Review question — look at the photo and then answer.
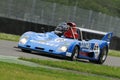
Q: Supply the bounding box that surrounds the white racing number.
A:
[93,44,100,59]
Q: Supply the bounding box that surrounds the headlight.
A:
[58,46,68,52]
[19,36,29,44]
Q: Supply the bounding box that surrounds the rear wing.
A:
[102,32,113,42]
[76,27,113,42]
[78,27,106,35]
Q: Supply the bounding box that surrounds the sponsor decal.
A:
[80,41,91,49]
[55,38,66,42]
[66,52,72,57]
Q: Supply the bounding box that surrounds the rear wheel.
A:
[98,47,108,64]
[70,46,79,61]
[89,47,108,64]
[21,49,31,53]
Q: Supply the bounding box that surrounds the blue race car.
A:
[18,23,113,64]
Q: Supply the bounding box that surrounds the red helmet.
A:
[67,22,76,27]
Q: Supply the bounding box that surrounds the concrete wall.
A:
[0,17,54,35]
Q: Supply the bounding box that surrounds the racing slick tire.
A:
[70,46,79,61]
[89,46,108,64]
[21,49,31,53]
[98,47,108,64]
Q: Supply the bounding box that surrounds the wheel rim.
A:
[102,48,107,61]
[73,47,79,60]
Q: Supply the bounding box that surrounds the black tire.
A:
[89,47,108,64]
[21,49,31,53]
[98,47,108,64]
[70,46,79,61]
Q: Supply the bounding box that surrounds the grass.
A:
[0,32,120,79]
[109,50,120,57]
[0,32,120,57]
[0,33,19,42]
[20,57,120,79]
[0,61,111,80]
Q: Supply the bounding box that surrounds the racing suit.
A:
[64,22,79,39]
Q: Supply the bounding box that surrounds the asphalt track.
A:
[0,40,120,67]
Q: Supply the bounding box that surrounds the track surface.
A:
[0,40,120,67]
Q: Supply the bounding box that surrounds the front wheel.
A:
[70,46,79,61]
[21,49,31,53]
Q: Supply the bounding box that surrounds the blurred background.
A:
[0,0,120,50]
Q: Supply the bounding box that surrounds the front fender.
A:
[67,41,80,53]
[20,31,35,38]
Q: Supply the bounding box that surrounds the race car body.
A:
[18,27,113,64]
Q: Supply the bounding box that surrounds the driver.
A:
[64,22,78,39]
[55,22,78,39]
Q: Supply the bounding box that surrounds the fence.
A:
[0,0,120,37]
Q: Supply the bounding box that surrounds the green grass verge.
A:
[20,57,120,79]
[0,33,19,41]
[109,50,120,57]
[0,61,111,80]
